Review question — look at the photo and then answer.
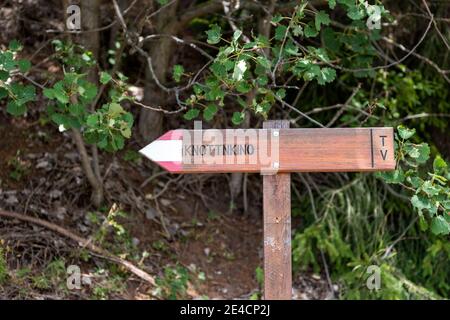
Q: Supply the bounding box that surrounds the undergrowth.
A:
[292,174,449,299]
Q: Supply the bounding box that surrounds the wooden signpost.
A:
[140,122,395,300]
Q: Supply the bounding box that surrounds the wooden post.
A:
[263,120,292,300]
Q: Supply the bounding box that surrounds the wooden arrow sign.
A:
[140,123,396,300]
[139,127,395,173]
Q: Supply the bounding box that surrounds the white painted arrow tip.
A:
[139,139,183,162]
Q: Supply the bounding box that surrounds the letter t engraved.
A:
[379,135,387,146]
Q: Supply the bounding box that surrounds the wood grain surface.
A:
[263,120,292,300]
[165,127,396,173]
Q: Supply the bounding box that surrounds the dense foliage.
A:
[1,0,449,299]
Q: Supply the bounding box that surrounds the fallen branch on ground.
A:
[0,209,156,286]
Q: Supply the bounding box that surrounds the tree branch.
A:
[0,209,156,286]
[72,128,103,207]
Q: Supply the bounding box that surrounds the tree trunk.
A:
[139,1,179,142]
[81,0,100,83]
[78,0,104,207]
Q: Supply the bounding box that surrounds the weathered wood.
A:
[140,127,395,173]
[139,124,397,300]
[263,120,291,300]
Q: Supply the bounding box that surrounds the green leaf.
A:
[123,112,134,126]
[316,67,336,85]
[68,103,84,116]
[18,60,31,73]
[232,30,242,42]
[418,214,428,231]
[315,11,331,31]
[184,108,200,120]
[347,5,365,20]
[304,64,321,82]
[81,52,94,63]
[421,180,441,197]
[236,81,252,93]
[205,85,224,101]
[411,194,432,212]
[231,111,245,125]
[43,88,55,99]
[405,144,418,158]
[397,125,415,140]
[416,143,430,164]
[6,101,26,116]
[48,83,69,104]
[323,28,340,52]
[9,83,33,105]
[51,113,69,126]
[112,134,125,150]
[257,76,268,86]
[206,24,222,44]
[98,136,108,149]
[172,65,184,83]
[0,70,9,81]
[203,104,218,121]
[100,72,112,84]
[2,52,15,71]
[433,156,447,174]
[275,25,288,41]
[86,114,99,127]
[312,47,331,62]
[304,23,319,38]
[109,103,124,115]
[0,88,8,99]
[232,60,247,81]
[54,90,69,104]
[256,56,271,70]
[8,40,22,51]
[271,14,283,23]
[276,88,286,99]
[430,216,450,235]
[63,72,79,85]
[210,62,227,78]
[284,40,299,56]
[379,168,404,184]
[328,0,336,9]
[292,25,303,37]
[121,127,132,138]
[78,81,97,100]
[408,176,423,188]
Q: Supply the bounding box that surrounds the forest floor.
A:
[0,114,332,300]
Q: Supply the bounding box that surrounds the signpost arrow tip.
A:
[139,130,183,172]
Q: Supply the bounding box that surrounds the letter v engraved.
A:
[380,149,388,160]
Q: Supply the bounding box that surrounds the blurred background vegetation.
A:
[0,0,449,300]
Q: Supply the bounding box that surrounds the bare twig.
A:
[274,95,325,127]
[222,1,251,44]
[326,84,361,127]
[421,0,450,51]
[142,34,213,60]
[132,99,186,114]
[0,209,156,286]
[399,112,450,122]
[381,36,450,84]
